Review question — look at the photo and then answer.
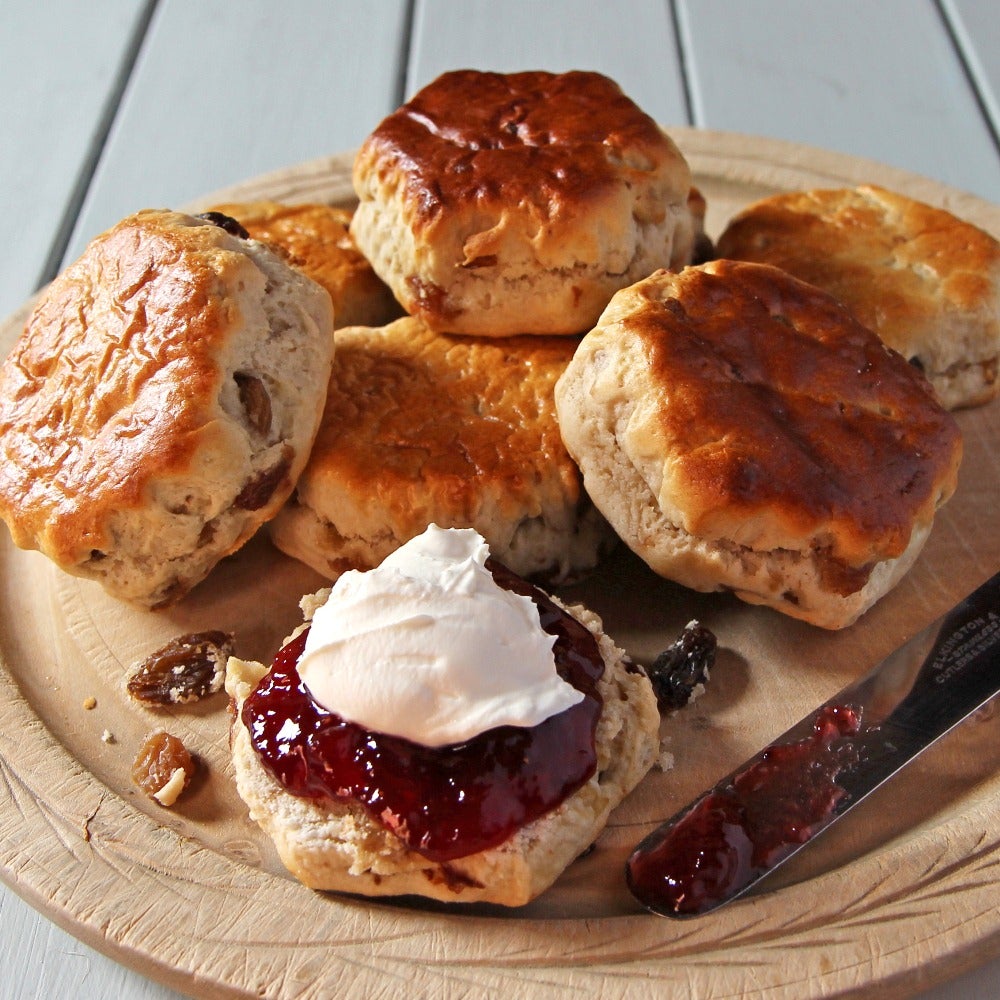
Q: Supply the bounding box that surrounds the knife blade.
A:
[626,569,1000,918]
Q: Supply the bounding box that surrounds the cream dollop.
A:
[298,525,583,747]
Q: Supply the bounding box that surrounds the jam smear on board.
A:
[242,559,604,862]
[627,704,862,916]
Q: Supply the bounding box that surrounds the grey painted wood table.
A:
[2,2,999,997]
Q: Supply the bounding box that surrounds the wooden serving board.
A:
[1,130,999,999]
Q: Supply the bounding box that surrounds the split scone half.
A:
[226,588,660,906]
[268,316,614,584]
[715,184,1000,409]
[0,209,334,607]
[554,261,963,629]
[350,69,697,336]
[209,200,402,329]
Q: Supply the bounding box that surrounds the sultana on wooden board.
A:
[1,130,999,999]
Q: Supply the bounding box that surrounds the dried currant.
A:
[131,730,196,807]
[647,620,717,711]
[234,451,291,510]
[126,630,234,706]
[234,371,272,436]
[195,210,250,239]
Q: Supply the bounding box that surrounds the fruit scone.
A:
[350,69,698,336]
[715,185,1000,409]
[226,525,661,906]
[207,200,403,329]
[555,260,963,630]
[0,209,334,607]
[268,315,615,584]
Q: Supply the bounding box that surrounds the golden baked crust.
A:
[210,200,402,328]
[0,209,334,607]
[350,69,695,336]
[554,261,963,628]
[715,185,1000,409]
[269,316,612,582]
[225,596,660,907]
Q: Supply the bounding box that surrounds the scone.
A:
[554,261,963,629]
[0,209,334,607]
[715,185,1000,409]
[209,200,402,329]
[226,536,660,907]
[350,69,696,336]
[268,315,614,583]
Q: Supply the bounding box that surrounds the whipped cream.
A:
[298,525,583,747]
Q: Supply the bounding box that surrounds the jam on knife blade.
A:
[626,570,1000,917]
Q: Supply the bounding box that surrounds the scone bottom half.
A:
[554,260,963,630]
[0,209,335,608]
[226,543,661,908]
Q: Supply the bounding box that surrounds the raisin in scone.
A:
[268,315,614,584]
[350,69,696,336]
[226,527,660,906]
[209,200,402,329]
[0,209,334,607]
[554,261,963,629]
[715,185,1000,409]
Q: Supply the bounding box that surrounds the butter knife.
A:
[626,570,1000,917]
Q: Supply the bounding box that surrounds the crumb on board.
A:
[82,696,97,710]
[656,737,676,772]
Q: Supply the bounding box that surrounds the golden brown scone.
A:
[555,261,963,629]
[715,185,1000,409]
[350,69,695,336]
[269,316,614,583]
[0,209,334,608]
[210,200,402,329]
[226,593,660,906]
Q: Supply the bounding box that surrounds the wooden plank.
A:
[406,0,689,124]
[0,0,148,319]
[944,0,1000,142]
[0,897,178,999]
[63,0,410,266]
[676,0,1000,202]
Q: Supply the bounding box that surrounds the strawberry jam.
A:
[242,560,604,862]
[626,704,862,916]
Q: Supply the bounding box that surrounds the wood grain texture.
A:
[406,0,689,124]
[0,0,148,320]
[676,0,1000,202]
[61,0,410,267]
[1,133,1000,999]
